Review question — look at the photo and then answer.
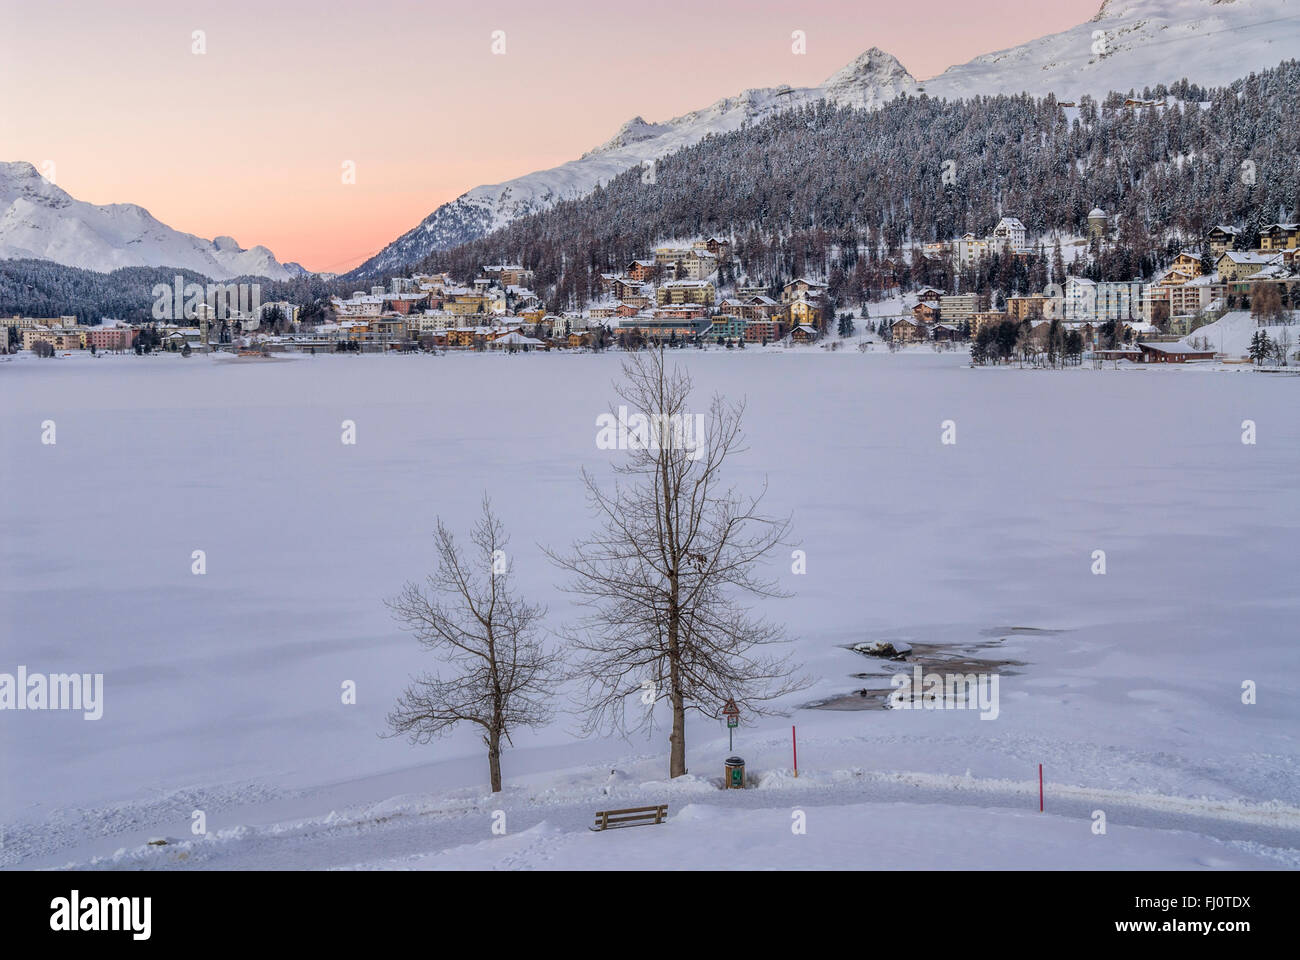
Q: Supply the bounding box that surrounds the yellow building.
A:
[23,326,86,351]
[1259,223,1300,252]
[445,327,481,348]
[1005,294,1058,322]
[787,299,822,327]
[655,280,715,306]
[1171,252,1205,277]
[1216,251,1280,282]
[445,296,489,315]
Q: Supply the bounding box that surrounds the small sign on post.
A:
[722,698,740,751]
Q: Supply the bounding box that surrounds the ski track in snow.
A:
[31,763,1300,871]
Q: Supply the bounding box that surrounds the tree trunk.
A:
[669,679,686,778]
[668,612,686,777]
[667,554,687,777]
[487,728,503,792]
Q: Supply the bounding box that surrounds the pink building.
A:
[85,324,137,351]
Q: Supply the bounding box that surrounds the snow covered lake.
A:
[1,349,1297,869]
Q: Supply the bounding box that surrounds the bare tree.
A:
[385,497,557,792]
[1272,325,1293,367]
[1251,283,1284,326]
[549,348,807,779]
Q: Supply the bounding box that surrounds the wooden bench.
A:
[590,804,669,831]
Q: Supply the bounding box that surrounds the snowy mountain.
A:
[920,0,1300,101]
[349,49,915,277]
[352,0,1299,278]
[0,161,302,281]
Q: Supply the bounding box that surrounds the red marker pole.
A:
[792,725,798,778]
[1039,764,1044,812]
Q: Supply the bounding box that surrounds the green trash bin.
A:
[725,756,745,789]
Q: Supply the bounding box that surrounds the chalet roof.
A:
[1138,341,1214,355]
[1220,251,1281,265]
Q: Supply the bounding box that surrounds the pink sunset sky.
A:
[1,0,1101,272]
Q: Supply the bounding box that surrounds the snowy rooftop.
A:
[1221,251,1282,265]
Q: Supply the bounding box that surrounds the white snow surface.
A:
[1,348,1298,869]
[1180,310,1298,358]
[921,0,1300,101]
[0,161,302,280]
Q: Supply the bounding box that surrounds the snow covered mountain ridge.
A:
[351,0,1299,279]
[0,161,304,281]
[920,0,1298,101]
[350,48,917,277]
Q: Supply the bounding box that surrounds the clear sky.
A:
[1,0,1102,272]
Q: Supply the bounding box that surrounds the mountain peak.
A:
[0,160,68,203]
[584,116,670,158]
[822,47,912,87]
[821,47,917,109]
[1,160,40,180]
[0,162,299,280]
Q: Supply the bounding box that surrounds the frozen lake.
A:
[1,349,1297,867]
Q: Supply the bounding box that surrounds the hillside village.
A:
[4,218,1299,366]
